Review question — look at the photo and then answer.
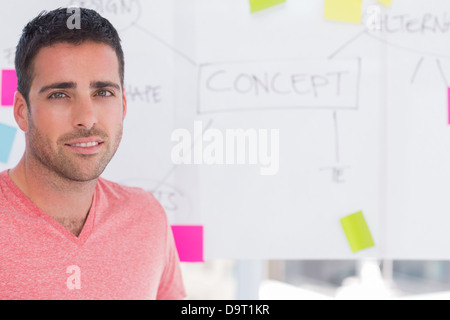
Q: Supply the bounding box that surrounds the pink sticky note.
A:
[1,69,17,106]
[171,225,204,262]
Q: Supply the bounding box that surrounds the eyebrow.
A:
[39,81,76,94]
[90,81,121,91]
[38,81,121,94]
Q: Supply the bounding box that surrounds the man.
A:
[0,7,186,300]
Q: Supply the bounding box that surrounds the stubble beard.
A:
[27,118,123,183]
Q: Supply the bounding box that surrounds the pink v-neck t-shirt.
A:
[0,170,186,300]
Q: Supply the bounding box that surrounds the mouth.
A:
[64,138,105,155]
[69,141,101,147]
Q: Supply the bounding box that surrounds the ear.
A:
[122,88,127,120]
[13,91,29,132]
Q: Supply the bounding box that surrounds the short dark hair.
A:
[15,7,125,106]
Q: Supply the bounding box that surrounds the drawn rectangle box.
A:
[197,58,361,114]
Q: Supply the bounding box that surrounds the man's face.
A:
[25,41,127,182]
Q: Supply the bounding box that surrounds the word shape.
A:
[70,0,140,15]
[125,84,162,104]
[198,58,360,113]
[375,13,450,34]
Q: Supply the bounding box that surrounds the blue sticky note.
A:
[0,123,17,163]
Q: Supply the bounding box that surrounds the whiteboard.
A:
[0,0,449,259]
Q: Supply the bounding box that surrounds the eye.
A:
[48,92,68,99]
[96,90,114,97]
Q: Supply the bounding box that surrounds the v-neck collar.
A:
[3,169,97,246]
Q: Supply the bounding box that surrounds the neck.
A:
[9,153,97,227]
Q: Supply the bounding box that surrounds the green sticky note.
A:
[249,0,286,13]
[378,0,392,6]
[340,211,375,253]
[324,0,363,24]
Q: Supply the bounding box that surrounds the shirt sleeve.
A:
[156,221,187,300]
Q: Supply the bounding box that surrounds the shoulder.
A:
[96,177,166,217]
[0,170,19,214]
[97,176,151,199]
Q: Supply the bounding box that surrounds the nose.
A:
[73,95,98,130]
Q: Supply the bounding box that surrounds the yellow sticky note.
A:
[249,0,286,13]
[324,0,363,24]
[340,211,375,253]
[378,0,392,6]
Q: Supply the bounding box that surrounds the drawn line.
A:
[197,105,358,115]
[436,58,449,87]
[365,32,450,58]
[133,23,197,67]
[153,119,213,192]
[328,29,368,60]
[410,57,424,84]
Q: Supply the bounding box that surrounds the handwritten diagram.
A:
[1,0,450,259]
